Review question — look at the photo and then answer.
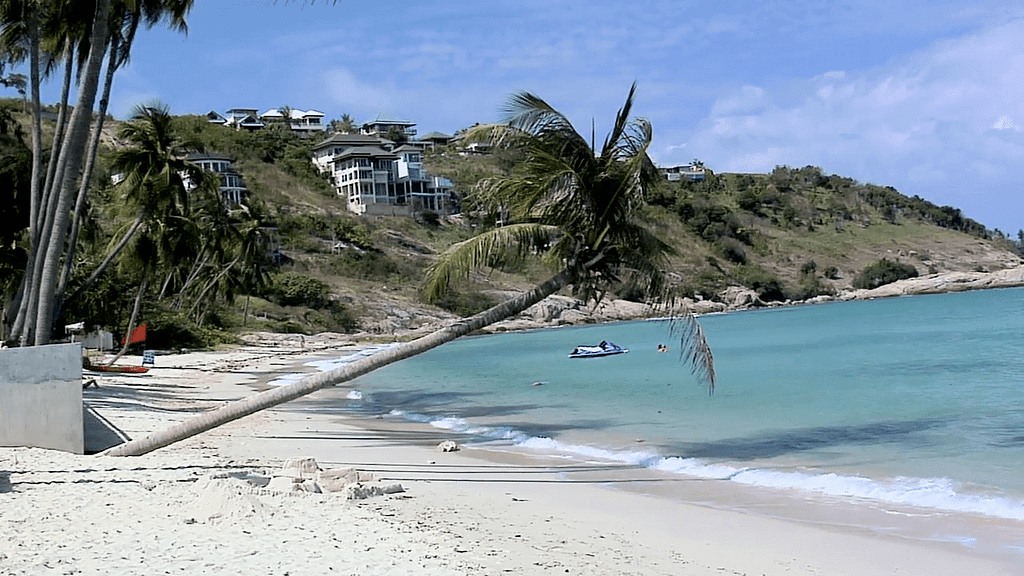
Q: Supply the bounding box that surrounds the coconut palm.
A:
[62,103,205,312]
[58,0,195,305]
[2,0,194,345]
[104,84,715,457]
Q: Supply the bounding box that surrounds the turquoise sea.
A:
[275,287,1024,558]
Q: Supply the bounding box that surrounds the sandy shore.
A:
[2,339,1019,575]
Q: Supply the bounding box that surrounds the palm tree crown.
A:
[426,83,713,389]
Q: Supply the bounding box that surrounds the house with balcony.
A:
[331,145,400,215]
[185,153,249,207]
[660,162,706,182]
[224,108,265,131]
[360,114,417,140]
[259,108,326,136]
[311,134,458,217]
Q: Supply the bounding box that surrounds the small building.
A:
[259,108,326,136]
[660,162,706,182]
[360,114,417,140]
[225,108,265,131]
[185,153,249,207]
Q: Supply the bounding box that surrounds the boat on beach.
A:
[568,340,628,358]
[82,356,149,374]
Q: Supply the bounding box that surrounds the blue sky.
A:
[9,1,1024,233]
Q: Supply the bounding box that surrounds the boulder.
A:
[720,286,765,309]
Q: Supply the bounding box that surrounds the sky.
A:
[8,0,1024,234]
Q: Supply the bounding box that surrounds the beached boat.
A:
[568,340,628,358]
[82,356,149,374]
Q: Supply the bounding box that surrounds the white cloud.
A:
[992,115,1020,131]
[666,19,1024,231]
[321,68,398,118]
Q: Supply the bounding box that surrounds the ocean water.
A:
[276,287,1024,553]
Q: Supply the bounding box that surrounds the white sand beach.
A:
[1,337,1018,575]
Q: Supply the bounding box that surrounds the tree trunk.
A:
[42,41,74,214]
[103,269,573,457]
[58,35,122,308]
[32,0,113,345]
[9,10,44,346]
[186,256,240,320]
[61,209,148,319]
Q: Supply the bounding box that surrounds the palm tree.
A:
[103,84,715,457]
[62,103,204,312]
[58,0,195,306]
[329,113,355,134]
[2,0,194,345]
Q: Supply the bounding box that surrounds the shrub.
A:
[431,288,498,317]
[332,219,374,250]
[730,264,787,302]
[271,272,330,308]
[717,237,748,264]
[146,310,235,349]
[852,259,918,290]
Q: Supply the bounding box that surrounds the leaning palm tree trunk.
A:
[62,209,148,313]
[103,270,573,457]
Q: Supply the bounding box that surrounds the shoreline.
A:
[3,342,1018,574]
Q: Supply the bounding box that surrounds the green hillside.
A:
[2,102,1021,346]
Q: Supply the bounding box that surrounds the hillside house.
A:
[224,108,265,131]
[661,162,706,182]
[184,153,249,207]
[205,110,227,125]
[259,108,326,136]
[416,131,453,149]
[360,114,417,140]
[311,133,457,216]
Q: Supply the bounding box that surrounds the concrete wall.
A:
[0,343,83,454]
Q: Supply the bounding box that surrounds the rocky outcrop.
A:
[314,265,1024,344]
[839,265,1024,300]
[472,265,1024,334]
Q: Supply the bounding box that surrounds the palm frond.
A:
[600,81,638,160]
[667,314,716,395]
[423,223,560,303]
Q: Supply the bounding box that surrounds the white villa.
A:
[184,153,249,207]
[312,133,456,217]
[661,162,707,182]
[206,107,325,136]
[360,114,417,140]
[259,108,326,136]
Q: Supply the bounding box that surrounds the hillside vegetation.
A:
[3,101,1021,346]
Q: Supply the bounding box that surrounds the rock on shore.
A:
[473,264,1024,333]
[837,264,1024,300]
